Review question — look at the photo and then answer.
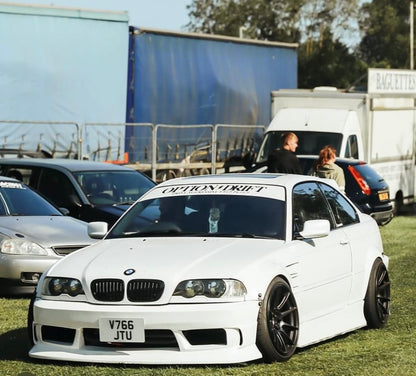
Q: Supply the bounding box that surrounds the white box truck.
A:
[253,68,416,210]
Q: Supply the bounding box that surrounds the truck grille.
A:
[91,279,164,302]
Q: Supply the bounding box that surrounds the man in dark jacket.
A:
[267,132,302,174]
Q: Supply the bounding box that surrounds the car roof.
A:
[155,172,325,189]
[0,175,21,183]
[297,155,363,166]
[0,158,138,172]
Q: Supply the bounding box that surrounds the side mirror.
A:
[242,151,256,170]
[58,207,70,216]
[88,221,108,239]
[299,219,330,239]
[68,194,82,208]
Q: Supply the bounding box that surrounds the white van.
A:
[254,69,416,210]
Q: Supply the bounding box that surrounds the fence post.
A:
[152,124,158,181]
[212,125,217,174]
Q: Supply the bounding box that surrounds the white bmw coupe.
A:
[28,173,390,365]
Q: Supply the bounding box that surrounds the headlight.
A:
[42,277,84,297]
[173,279,247,298]
[1,239,48,255]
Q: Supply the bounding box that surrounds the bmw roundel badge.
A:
[124,268,136,276]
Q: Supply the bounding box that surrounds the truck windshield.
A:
[256,131,343,163]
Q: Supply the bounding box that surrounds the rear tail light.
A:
[348,165,371,195]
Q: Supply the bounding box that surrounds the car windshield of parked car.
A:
[0,181,62,216]
[74,171,154,206]
[107,194,286,240]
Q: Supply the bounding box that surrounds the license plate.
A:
[99,318,145,342]
[378,192,389,201]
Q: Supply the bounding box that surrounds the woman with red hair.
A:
[312,145,345,192]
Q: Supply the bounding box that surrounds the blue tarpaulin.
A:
[126,28,298,162]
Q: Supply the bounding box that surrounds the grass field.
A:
[1,216,415,376]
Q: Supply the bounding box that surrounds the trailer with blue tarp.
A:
[125,27,298,166]
[0,2,298,176]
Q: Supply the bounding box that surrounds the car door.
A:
[318,181,366,303]
[291,181,353,322]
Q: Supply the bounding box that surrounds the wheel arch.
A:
[360,254,389,300]
[251,269,294,303]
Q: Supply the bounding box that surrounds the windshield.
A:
[107,194,286,240]
[74,171,155,206]
[256,131,343,163]
[0,181,61,216]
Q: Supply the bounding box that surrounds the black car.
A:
[247,157,393,225]
[297,156,393,226]
[0,159,156,226]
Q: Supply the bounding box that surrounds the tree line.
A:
[185,0,413,89]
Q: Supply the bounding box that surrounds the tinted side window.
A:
[292,182,334,236]
[319,183,358,226]
[37,168,78,208]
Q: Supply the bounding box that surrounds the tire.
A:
[393,192,403,216]
[256,277,299,362]
[27,292,36,346]
[364,258,390,329]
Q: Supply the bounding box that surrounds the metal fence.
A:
[0,120,80,158]
[1,120,265,181]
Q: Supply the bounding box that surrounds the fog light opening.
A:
[21,272,41,283]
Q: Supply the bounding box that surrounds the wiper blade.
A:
[113,201,135,206]
[213,233,277,239]
[121,230,183,237]
[225,233,258,238]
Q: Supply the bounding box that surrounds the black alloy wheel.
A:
[364,258,391,328]
[256,277,299,362]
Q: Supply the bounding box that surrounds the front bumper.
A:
[0,254,59,291]
[29,298,262,365]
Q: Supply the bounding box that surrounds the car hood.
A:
[0,216,92,246]
[47,237,288,300]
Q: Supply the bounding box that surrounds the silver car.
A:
[0,176,93,295]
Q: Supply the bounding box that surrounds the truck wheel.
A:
[256,277,299,362]
[364,258,390,328]
[393,192,403,215]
